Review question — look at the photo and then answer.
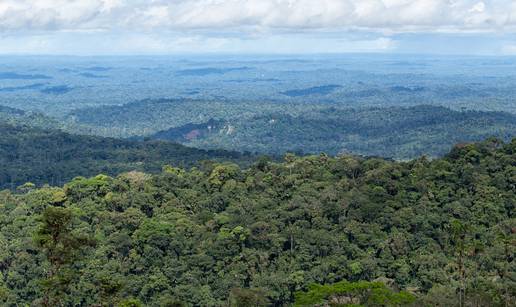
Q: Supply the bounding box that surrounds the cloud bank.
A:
[0,0,515,33]
[0,0,514,55]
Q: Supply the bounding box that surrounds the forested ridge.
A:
[0,138,514,306]
[0,123,253,190]
[3,101,516,161]
[150,105,516,159]
[68,100,516,159]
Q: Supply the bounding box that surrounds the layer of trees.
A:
[69,99,516,159]
[163,106,516,159]
[0,123,253,190]
[4,100,516,161]
[0,138,514,306]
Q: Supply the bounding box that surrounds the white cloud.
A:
[0,0,515,33]
[0,31,397,55]
[469,2,485,13]
[0,0,514,55]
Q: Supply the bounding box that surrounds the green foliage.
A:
[0,123,254,190]
[229,288,269,307]
[209,163,241,186]
[34,206,94,306]
[118,298,144,307]
[294,280,415,306]
[25,96,514,160]
[140,105,516,160]
[0,138,514,306]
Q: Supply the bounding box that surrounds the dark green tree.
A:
[34,206,93,306]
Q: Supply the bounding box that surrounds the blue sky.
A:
[0,0,515,55]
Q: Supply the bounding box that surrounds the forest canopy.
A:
[0,123,253,190]
[0,138,514,306]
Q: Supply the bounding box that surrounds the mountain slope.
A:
[0,123,252,190]
[150,105,516,159]
[66,99,516,160]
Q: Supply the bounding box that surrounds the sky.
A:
[0,0,515,55]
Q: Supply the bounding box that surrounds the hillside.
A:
[0,123,253,190]
[150,105,516,159]
[0,138,514,306]
[65,100,516,159]
[0,105,62,130]
[65,98,311,137]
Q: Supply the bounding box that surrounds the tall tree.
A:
[34,206,92,306]
[450,220,471,307]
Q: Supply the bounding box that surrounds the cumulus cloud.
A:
[1,0,514,55]
[0,0,514,33]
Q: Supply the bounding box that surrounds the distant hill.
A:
[280,84,343,97]
[150,118,224,143]
[0,105,62,129]
[149,105,516,159]
[0,122,253,190]
[0,105,25,116]
[65,100,516,159]
[65,98,289,137]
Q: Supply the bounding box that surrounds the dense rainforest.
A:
[3,100,516,161]
[149,105,516,159]
[68,100,516,159]
[0,138,514,306]
[0,123,253,190]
